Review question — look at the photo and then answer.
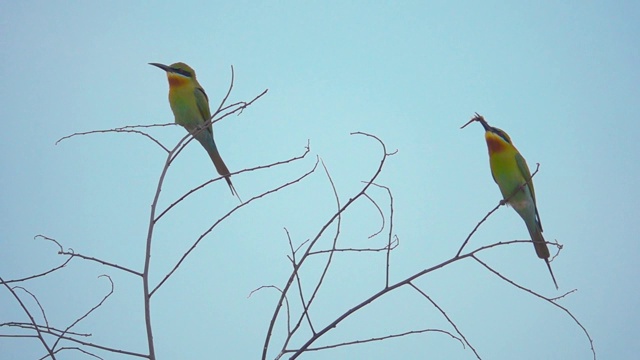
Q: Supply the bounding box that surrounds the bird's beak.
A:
[477,117,491,131]
[460,112,491,131]
[460,118,476,129]
[149,63,173,72]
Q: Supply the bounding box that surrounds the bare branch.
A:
[307,237,399,255]
[472,256,596,360]
[456,164,541,256]
[151,158,319,297]
[3,322,146,357]
[213,65,235,116]
[290,159,342,338]
[369,182,396,288]
[1,322,90,337]
[55,123,174,152]
[248,285,292,339]
[285,228,315,339]
[52,275,114,352]
[43,347,104,360]
[155,141,311,222]
[263,132,395,360]
[38,331,147,358]
[285,328,464,353]
[409,282,480,359]
[57,250,142,277]
[1,236,72,285]
[12,287,50,330]
[287,238,569,358]
[362,192,385,239]
[0,276,56,359]
[213,89,268,124]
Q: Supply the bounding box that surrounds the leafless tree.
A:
[0,69,595,359]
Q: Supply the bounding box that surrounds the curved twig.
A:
[52,275,114,352]
[0,276,56,359]
[283,328,463,354]
[456,164,541,256]
[55,124,175,152]
[1,236,72,285]
[473,256,596,359]
[263,132,395,360]
[409,282,480,359]
[155,142,311,222]
[150,159,319,297]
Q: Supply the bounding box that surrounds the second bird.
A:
[462,113,558,289]
[150,62,237,197]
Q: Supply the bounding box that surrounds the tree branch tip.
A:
[35,235,64,252]
[550,288,578,301]
[97,274,114,284]
[247,285,283,299]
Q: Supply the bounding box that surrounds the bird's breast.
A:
[167,73,190,87]
[168,88,203,129]
[485,134,507,155]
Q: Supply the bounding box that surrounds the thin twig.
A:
[287,239,558,359]
[249,284,293,343]
[472,256,596,359]
[263,132,395,360]
[307,238,399,255]
[284,328,463,353]
[0,322,89,337]
[3,323,145,357]
[155,142,310,222]
[151,159,319,297]
[0,276,56,359]
[58,251,142,277]
[288,159,342,342]
[362,192,385,239]
[456,164,540,257]
[409,282,480,359]
[44,347,104,360]
[34,331,147,358]
[213,65,235,116]
[1,236,72,285]
[56,124,174,152]
[369,182,396,288]
[52,275,114,352]
[12,287,50,330]
[286,228,315,340]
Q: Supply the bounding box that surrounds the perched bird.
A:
[461,113,558,289]
[149,62,238,197]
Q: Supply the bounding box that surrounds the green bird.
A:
[150,62,238,197]
[462,113,558,289]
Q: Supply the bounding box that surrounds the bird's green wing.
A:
[515,152,542,229]
[194,86,213,133]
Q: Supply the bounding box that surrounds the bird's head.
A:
[149,62,197,87]
[461,113,513,154]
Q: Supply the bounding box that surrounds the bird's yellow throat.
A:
[167,73,189,88]
[484,132,508,155]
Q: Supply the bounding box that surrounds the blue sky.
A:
[1,1,638,359]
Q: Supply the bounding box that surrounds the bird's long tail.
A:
[198,136,242,202]
[526,220,559,289]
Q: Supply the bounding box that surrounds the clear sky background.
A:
[1,1,638,359]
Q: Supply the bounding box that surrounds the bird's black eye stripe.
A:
[173,68,192,77]
[493,128,511,143]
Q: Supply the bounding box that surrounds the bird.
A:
[149,62,238,198]
[461,113,558,289]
